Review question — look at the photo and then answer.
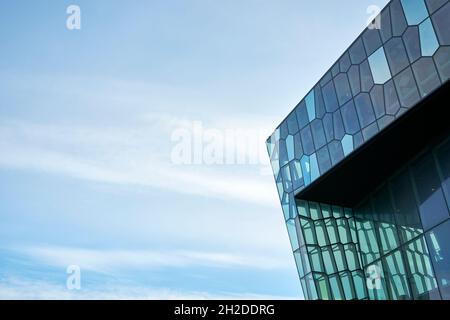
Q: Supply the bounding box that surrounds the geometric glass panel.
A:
[368,47,392,84]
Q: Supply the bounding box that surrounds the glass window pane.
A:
[287,219,300,250]
[355,93,376,128]
[426,220,450,299]
[325,218,338,244]
[401,0,429,25]
[403,26,421,63]
[370,85,385,119]
[391,0,408,36]
[315,220,329,247]
[411,154,450,230]
[344,243,360,271]
[289,160,304,190]
[311,119,326,149]
[349,38,366,64]
[419,18,439,56]
[305,90,316,122]
[368,47,392,84]
[404,236,440,299]
[394,67,420,109]
[341,100,361,134]
[353,271,368,299]
[322,247,337,274]
[436,137,450,205]
[317,146,332,175]
[309,202,322,220]
[328,140,344,165]
[310,153,320,182]
[334,73,352,106]
[360,60,375,92]
[286,135,295,161]
[301,217,316,245]
[314,274,332,300]
[341,272,355,300]
[333,110,345,140]
[390,169,423,243]
[356,218,381,266]
[383,250,412,299]
[342,135,354,156]
[297,200,310,218]
[366,261,389,300]
[322,81,339,113]
[412,57,441,98]
[333,244,347,272]
[295,101,309,129]
[329,275,344,300]
[434,46,450,82]
[384,79,401,115]
[431,2,450,46]
[320,203,332,219]
[300,125,315,155]
[286,111,299,135]
[384,37,409,76]
[323,113,334,142]
[309,246,324,272]
[337,218,351,244]
[348,65,361,96]
[362,28,382,56]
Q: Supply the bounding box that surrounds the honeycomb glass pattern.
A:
[266,0,450,300]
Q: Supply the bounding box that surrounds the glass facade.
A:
[267,0,450,300]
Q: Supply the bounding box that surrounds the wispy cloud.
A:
[0,277,299,300]
[0,116,278,207]
[17,245,289,274]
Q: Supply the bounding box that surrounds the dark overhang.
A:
[296,80,450,208]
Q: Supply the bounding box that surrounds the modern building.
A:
[267,0,450,300]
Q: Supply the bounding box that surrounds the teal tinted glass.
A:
[287,219,300,250]
[297,200,310,218]
[309,202,322,220]
[352,271,368,299]
[333,244,346,271]
[368,47,392,84]
[315,221,328,247]
[322,248,337,274]
[344,244,360,271]
[301,218,316,245]
[326,219,338,244]
[329,275,343,300]
[309,246,324,272]
[367,262,389,300]
[404,236,439,299]
[341,272,355,300]
[401,0,429,25]
[357,219,381,265]
[337,218,351,243]
[383,250,411,299]
[315,274,332,300]
[378,222,400,255]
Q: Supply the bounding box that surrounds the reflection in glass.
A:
[419,18,439,56]
[368,47,392,84]
[401,0,429,25]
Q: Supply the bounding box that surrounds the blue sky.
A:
[0,0,388,299]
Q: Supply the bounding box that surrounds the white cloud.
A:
[0,118,279,207]
[17,245,289,274]
[0,277,299,300]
